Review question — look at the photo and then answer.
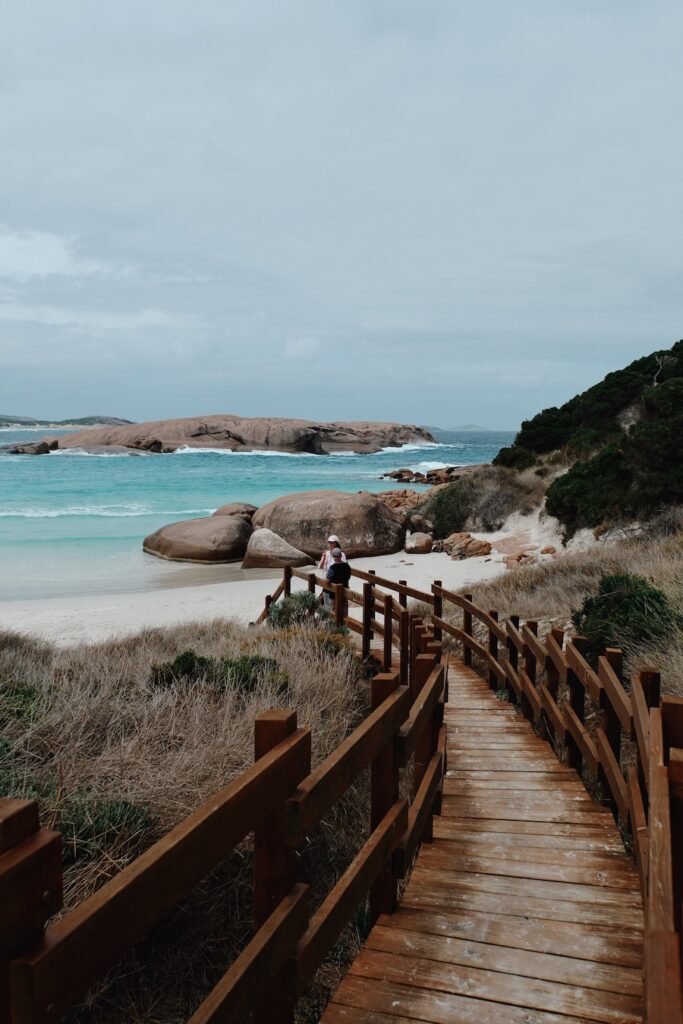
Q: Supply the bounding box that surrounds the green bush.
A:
[571,573,681,654]
[423,479,476,538]
[267,590,329,628]
[59,795,152,864]
[150,649,284,695]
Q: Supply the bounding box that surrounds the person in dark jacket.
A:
[324,547,351,609]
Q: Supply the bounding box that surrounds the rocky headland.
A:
[5,415,434,456]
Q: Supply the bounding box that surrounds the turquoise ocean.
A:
[0,430,513,600]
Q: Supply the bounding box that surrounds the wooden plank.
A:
[539,683,566,744]
[365,924,642,995]
[408,868,643,908]
[404,881,643,929]
[295,800,407,992]
[446,758,587,773]
[544,630,568,684]
[631,675,651,785]
[429,837,636,870]
[10,727,311,1022]
[647,761,674,932]
[433,820,625,852]
[327,974,601,1024]
[378,905,643,966]
[187,885,308,1024]
[285,687,409,843]
[564,703,599,776]
[446,768,577,781]
[0,829,62,952]
[414,845,640,890]
[627,766,648,894]
[439,802,609,825]
[433,815,619,837]
[348,948,643,1024]
[598,657,633,735]
[521,623,547,667]
[519,668,542,721]
[565,641,602,703]
[596,727,629,820]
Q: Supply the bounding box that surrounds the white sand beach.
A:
[0,511,562,646]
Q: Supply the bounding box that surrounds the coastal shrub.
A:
[423,479,476,538]
[267,590,329,628]
[424,467,547,537]
[571,573,681,655]
[150,650,283,696]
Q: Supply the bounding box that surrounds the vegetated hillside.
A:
[494,340,683,535]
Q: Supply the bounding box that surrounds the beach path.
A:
[323,654,643,1023]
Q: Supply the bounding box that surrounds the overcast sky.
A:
[1,2,681,429]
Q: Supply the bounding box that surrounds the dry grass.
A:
[0,618,370,1023]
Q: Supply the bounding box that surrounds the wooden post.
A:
[662,697,683,935]
[600,648,624,823]
[506,615,520,703]
[413,653,438,843]
[368,570,377,638]
[265,594,273,618]
[362,582,373,660]
[333,584,344,628]
[383,594,393,671]
[432,581,442,641]
[0,799,62,1022]
[546,627,564,700]
[398,580,407,610]
[566,636,589,776]
[524,620,538,684]
[487,611,499,690]
[463,594,473,667]
[369,672,401,923]
[283,565,292,597]
[638,669,662,804]
[399,609,409,689]
[254,711,310,1024]
[307,572,316,594]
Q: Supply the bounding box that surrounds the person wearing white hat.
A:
[318,534,348,572]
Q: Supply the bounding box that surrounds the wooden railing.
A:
[0,591,446,1023]
[262,565,683,1019]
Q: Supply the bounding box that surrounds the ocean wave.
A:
[50,449,137,458]
[408,461,451,472]
[171,445,320,458]
[0,506,215,519]
[379,442,444,453]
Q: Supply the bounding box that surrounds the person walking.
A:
[324,547,351,611]
[318,534,347,572]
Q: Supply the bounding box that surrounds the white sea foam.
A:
[50,449,137,458]
[171,445,320,458]
[379,442,444,454]
[0,506,215,519]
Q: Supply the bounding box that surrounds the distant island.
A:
[0,414,133,428]
[4,415,435,456]
[425,424,505,434]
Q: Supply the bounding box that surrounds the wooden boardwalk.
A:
[323,655,644,1024]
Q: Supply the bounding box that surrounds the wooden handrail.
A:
[284,687,410,844]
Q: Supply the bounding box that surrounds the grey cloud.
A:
[0,2,681,428]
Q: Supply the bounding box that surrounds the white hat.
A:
[327,534,340,543]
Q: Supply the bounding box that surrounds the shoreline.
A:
[0,510,562,646]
